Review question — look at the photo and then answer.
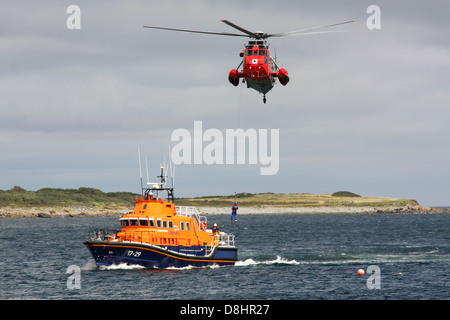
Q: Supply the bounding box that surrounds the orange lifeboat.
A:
[84,165,237,269]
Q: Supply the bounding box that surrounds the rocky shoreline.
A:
[1,204,449,219]
[0,206,131,219]
[198,205,450,215]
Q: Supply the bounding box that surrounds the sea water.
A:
[0,213,448,300]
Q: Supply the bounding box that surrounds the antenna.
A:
[137,147,175,202]
[274,47,278,65]
[145,155,150,184]
[158,163,166,187]
[271,47,280,71]
[137,145,144,196]
[168,145,175,189]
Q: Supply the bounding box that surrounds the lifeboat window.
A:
[180,221,184,231]
[168,221,173,228]
[253,50,258,56]
[139,219,148,227]
[143,204,147,209]
[186,222,190,231]
[246,49,252,56]
[121,220,129,227]
[130,219,139,226]
[156,219,161,228]
[259,50,265,56]
[149,219,155,227]
[162,220,167,228]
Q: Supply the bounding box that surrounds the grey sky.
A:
[1,1,449,206]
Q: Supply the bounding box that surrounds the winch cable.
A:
[232,84,244,216]
[234,85,243,200]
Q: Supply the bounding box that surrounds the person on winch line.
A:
[231,202,238,222]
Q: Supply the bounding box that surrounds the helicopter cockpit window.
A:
[259,50,266,56]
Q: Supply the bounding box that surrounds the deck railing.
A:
[175,206,207,225]
[219,233,235,247]
[91,228,235,249]
[91,229,119,241]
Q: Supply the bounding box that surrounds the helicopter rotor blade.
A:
[271,30,347,37]
[143,25,247,37]
[220,19,256,37]
[144,19,356,40]
[268,20,356,37]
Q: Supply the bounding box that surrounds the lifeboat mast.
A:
[143,164,174,202]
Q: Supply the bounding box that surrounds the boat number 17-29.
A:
[127,250,142,258]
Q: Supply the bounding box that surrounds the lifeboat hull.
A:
[84,240,238,269]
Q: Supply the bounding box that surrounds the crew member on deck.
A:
[231,202,238,222]
[212,223,220,235]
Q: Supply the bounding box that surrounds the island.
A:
[0,186,448,218]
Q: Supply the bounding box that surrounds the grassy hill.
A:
[0,186,137,209]
[176,192,419,208]
[0,187,419,209]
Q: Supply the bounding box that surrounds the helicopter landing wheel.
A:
[263,95,267,104]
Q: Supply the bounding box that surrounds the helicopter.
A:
[144,19,355,103]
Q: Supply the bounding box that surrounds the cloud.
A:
[0,1,449,206]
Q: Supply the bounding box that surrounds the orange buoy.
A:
[357,268,365,275]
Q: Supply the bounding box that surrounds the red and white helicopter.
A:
[144,19,355,103]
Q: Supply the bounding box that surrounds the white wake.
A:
[235,256,301,266]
